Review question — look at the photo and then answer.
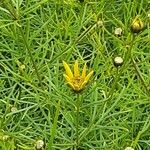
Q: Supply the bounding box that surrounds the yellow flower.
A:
[63,60,94,92]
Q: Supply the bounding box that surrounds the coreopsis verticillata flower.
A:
[131,16,144,33]
[63,60,93,92]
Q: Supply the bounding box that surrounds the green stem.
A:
[108,34,135,98]
[76,93,80,149]
[131,57,150,95]
[48,101,60,149]
[8,3,44,90]
[19,28,44,90]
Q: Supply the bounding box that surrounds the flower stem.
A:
[131,57,150,95]
[76,93,80,149]
[108,34,135,98]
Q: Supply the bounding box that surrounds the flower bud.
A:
[125,147,134,150]
[114,56,124,67]
[16,60,25,72]
[35,140,44,150]
[131,16,144,33]
[114,27,123,36]
[0,135,9,141]
[11,106,18,113]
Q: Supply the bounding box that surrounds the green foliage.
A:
[0,0,150,150]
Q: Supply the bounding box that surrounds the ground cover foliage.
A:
[0,0,150,150]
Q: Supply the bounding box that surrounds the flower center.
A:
[72,76,84,90]
[73,77,83,85]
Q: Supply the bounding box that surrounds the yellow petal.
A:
[63,61,73,78]
[81,80,87,89]
[85,70,94,82]
[67,82,75,90]
[73,84,80,91]
[74,60,80,77]
[63,74,71,83]
[81,63,87,78]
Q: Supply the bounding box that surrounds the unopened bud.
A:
[0,135,9,141]
[114,27,123,36]
[97,20,103,27]
[11,107,18,113]
[125,147,134,150]
[35,140,44,150]
[3,135,9,141]
[19,64,25,71]
[131,16,144,33]
[114,56,124,67]
[16,60,25,72]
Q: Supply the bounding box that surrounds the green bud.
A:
[131,16,144,33]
